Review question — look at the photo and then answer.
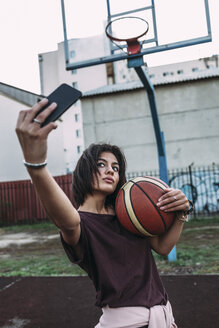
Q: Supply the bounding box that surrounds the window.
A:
[72,82,78,89]
[70,50,76,58]
[66,168,71,174]
[177,70,184,75]
[163,72,174,77]
[75,113,79,122]
[149,74,155,78]
[106,62,114,78]
[71,69,77,75]
[77,145,82,154]
[192,67,199,72]
[76,129,81,138]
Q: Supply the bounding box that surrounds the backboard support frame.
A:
[61,0,212,70]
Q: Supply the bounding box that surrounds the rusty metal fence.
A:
[0,164,218,224]
[0,174,73,225]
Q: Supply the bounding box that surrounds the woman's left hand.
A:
[150,189,190,255]
[156,188,189,213]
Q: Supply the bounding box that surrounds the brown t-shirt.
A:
[60,211,168,309]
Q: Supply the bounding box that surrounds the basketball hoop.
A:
[105,16,149,55]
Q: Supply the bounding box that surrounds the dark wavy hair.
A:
[72,143,127,209]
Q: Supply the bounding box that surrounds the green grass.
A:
[1,221,58,233]
[153,217,219,274]
[0,255,85,277]
[0,217,218,276]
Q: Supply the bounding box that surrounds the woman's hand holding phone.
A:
[15,83,82,166]
[15,98,58,165]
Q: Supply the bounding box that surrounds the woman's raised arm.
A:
[15,99,81,246]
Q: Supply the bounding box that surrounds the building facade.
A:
[81,69,219,173]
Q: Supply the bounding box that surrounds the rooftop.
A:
[0,82,43,106]
[84,67,219,97]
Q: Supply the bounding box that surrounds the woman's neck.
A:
[78,193,114,215]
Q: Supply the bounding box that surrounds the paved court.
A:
[1,275,218,328]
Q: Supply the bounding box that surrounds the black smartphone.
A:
[37,83,82,127]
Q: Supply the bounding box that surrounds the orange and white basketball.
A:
[115,176,175,237]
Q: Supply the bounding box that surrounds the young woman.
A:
[16,99,191,328]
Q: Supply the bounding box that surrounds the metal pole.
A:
[65,35,212,70]
[151,0,158,46]
[204,0,212,37]
[128,57,177,261]
[129,62,167,182]
[60,0,70,65]
[106,0,114,55]
[160,131,177,262]
[189,163,196,218]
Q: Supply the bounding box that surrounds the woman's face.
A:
[92,152,120,195]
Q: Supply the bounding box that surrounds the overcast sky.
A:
[0,0,218,94]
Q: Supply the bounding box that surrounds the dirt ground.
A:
[0,223,218,275]
[0,229,60,259]
[0,231,59,249]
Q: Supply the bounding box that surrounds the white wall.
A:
[0,93,66,181]
[38,51,59,95]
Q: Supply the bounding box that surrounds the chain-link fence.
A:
[127,163,219,218]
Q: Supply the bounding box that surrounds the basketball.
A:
[115,176,175,237]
